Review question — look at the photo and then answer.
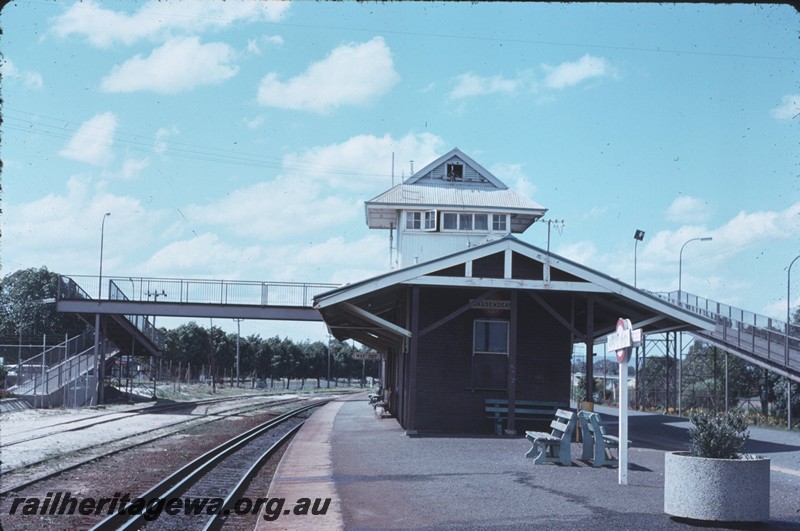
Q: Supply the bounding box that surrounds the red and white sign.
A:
[607,318,633,363]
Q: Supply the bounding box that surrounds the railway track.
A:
[2,394,273,448]
[0,395,308,496]
[88,401,327,530]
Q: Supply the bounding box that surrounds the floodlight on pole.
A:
[678,237,713,304]
[677,236,712,417]
[96,211,111,406]
[99,212,111,299]
[787,254,800,430]
[633,229,645,288]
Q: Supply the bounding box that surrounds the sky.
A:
[1,1,799,343]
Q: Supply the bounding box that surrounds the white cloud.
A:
[665,196,712,223]
[243,116,265,129]
[58,112,117,166]
[636,202,800,289]
[548,202,800,299]
[154,126,180,154]
[2,58,43,90]
[263,234,387,283]
[247,35,284,55]
[138,233,262,278]
[542,54,610,89]
[184,178,358,242]
[117,157,151,180]
[281,132,445,191]
[489,162,538,199]
[448,72,521,100]
[771,94,800,120]
[555,241,600,266]
[101,37,238,94]
[51,0,290,48]
[2,176,168,275]
[257,37,399,114]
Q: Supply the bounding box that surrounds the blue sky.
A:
[2,1,799,342]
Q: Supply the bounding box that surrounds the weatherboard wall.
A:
[403,286,572,434]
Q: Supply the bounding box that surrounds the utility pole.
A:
[542,219,565,253]
[234,319,243,388]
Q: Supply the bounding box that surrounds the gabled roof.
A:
[364,147,546,230]
[405,147,507,188]
[314,235,715,351]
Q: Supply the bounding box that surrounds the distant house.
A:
[365,147,547,268]
[315,149,714,435]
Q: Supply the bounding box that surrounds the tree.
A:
[162,322,211,375]
[0,267,88,340]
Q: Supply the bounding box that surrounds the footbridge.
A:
[656,291,800,383]
[13,275,340,407]
[57,275,338,321]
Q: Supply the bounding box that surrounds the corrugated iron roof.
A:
[365,183,546,211]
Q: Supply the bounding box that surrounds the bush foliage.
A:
[688,411,749,459]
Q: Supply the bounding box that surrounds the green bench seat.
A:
[524,408,576,466]
[577,411,631,467]
[484,399,569,435]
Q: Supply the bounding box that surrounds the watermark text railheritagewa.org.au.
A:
[8,492,331,522]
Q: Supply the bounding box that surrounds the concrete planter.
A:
[664,451,770,522]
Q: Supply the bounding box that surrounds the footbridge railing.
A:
[653,290,800,382]
[60,275,339,309]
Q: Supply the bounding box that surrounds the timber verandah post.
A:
[506,291,519,433]
[406,286,420,434]
[584,296,595,401]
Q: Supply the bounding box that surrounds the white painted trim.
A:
[341,302,412,338]
[404,276,608,292]
[315,235,716,332]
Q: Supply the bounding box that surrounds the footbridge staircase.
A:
[10,277,165,407]
[656,291,800,383]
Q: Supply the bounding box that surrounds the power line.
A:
[3,107,395,179]
[23,0,798,62]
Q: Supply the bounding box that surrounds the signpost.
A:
[353,350,381,388]
[606,318,641,485]
[352,351,381,361]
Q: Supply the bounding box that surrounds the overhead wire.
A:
[2,107,394,179]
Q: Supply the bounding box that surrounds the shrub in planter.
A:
[664,411,770,523]
[688,411,749,459]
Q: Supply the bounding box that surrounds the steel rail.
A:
[89,401,327,531]
[1,395,268,447]
[201,422,303,531]
[0,398,306,497]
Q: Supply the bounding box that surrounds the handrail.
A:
[652,290,799,343]
[60,274,338,308]
[650,290,799,375]
[109,280,166,349]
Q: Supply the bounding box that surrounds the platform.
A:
[261,394,800,530]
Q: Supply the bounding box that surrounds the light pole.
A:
[678,237,713,305]
[677,236,712,417]
[787,254,800,430]
[99,212,111,299]
[633,229,645,288]
[95,211,111,406]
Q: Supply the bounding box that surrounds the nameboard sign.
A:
[353,351,381,361]
[471,300,511,311]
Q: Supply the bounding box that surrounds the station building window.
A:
[492,214,508,232]
[406,210,437,231]
[441,212,504,233]
[472,319,509,390]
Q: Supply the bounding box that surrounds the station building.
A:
[314,148,713,435]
